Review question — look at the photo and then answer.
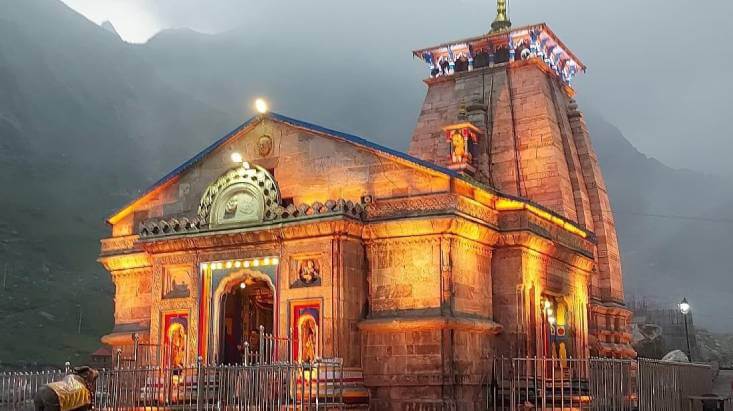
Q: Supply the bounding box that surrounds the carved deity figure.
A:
[300,318,317,363]
[223,192,257,222]
[298,259,320,284]
[169,324,186,368]
[450,129,467,163]
[257,135,273,157]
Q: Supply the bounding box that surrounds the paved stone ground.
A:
[712,369,733,410]
[713,369,733,393]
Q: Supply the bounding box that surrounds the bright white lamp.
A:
[255,98,268,114]
[679,298,690,315]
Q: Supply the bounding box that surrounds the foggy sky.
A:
[60,0,733,178]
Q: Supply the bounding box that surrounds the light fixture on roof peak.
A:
[255,98,269,114]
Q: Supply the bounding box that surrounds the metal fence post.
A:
[288,327,294,363]
[196,356,203,409]
[132,333,140,364]
[259,324,265,364]
[244,342,250,366]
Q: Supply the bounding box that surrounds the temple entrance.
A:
[219,277,274,364]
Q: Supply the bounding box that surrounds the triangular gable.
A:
[107,112,459,225]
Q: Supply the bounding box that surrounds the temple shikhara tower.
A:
[99,1,633,408]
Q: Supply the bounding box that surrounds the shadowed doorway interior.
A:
[219,278,274,364]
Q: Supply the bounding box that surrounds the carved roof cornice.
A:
[497,231,594,271]
[364,216,500,245]
[364,193,499,227]
[98,252,151,272]
[108,266,151,280]
[497,209,596,259]
[100,194,594,268]
[138,199,364,240]
[100,235,141,256]
[139,218,365,255]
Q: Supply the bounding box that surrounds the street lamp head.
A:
[679,297,691,315]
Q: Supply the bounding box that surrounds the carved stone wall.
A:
[361,225,500,409]
[451,238,492,317]
[338,238,367,368]
[111,267,153,325]
[363,329,444,408]
[491,245,591,358]
[366,237,442,314]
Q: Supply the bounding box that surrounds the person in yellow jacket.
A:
[34,366,98,411]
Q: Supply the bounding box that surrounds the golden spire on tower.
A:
[490,0,512,33]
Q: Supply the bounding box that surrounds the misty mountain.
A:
[0,0,238,366]
[590,115,733,329]
[1,0,732,365]
[100,21,120,39]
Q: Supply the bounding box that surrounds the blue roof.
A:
[108,112,459,223]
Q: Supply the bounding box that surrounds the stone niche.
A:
[162,265,193,299]
[289,255,323,288]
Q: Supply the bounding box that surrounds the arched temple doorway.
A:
[214,271,275,364]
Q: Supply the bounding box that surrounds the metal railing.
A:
[0,367,66,408]
[2,328,342,410]
[242,326,293,365]
[117,342,161,368]
[1,354,713,410]
[1,359,344,410]
[486,357,713,410]
[637,358,712,411]
[95,358,344,410]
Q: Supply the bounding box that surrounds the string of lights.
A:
[201,257,280,271]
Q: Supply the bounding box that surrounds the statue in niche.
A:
[449,129,468,163]
[443,123,479,167]
[297,259,320,285]
[299,317,317,363]
[168,324,186,368]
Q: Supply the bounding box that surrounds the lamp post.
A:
[679,297,692,361]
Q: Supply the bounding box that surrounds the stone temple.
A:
[99,3,634,408]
